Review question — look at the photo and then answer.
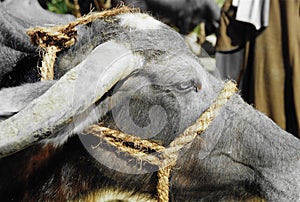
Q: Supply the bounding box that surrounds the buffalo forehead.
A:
[145,55,202,85]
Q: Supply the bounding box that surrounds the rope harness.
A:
[85,81,237,201]
[27,6,238,202]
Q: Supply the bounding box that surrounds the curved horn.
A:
[0,40,144,158]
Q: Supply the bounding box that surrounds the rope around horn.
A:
[26,6,238,202]
[85,81,238,202]
[26,5,138,80]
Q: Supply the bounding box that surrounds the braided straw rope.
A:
[85,81,238,202]
[26,5,138,80]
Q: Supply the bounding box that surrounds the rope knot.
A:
[27,26,77,50]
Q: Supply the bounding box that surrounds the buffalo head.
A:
[0,1,300,201]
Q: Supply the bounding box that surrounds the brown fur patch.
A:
[23,144,57,180]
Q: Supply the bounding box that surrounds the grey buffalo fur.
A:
[0,0,300,201]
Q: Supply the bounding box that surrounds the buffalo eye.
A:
[196,82,202,92]
[175,80,201,92]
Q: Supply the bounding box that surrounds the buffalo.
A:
[0,0,300,201]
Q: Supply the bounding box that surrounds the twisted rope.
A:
[39,46,59,80]
[85,81,238,202]
[26,5,138,80]
[85,125,165,165]
[26,6,238,201]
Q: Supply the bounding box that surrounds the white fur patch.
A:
[117,13,163,30]
[79,188,156,202]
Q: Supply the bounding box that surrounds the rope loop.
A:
[85,81,238,202]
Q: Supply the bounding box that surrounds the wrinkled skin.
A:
[0,0,300,201]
